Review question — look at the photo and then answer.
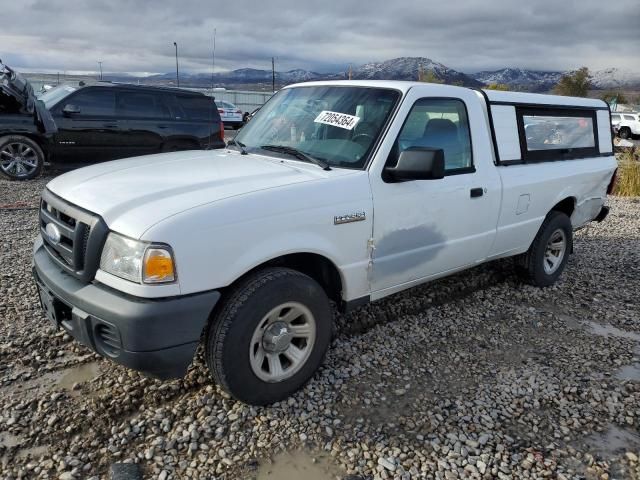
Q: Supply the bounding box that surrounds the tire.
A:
[205,267,332,405]
[516,211,573,287]
[618,127,631,140]
[0,135,44,180]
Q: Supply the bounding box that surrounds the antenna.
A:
[272,57,275,93]
[208,28,218,150]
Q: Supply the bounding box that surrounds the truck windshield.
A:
[38,85,77,109]
[235,86,400,169]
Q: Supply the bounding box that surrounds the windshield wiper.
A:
[260,144,331,171]
[227,138,248,155]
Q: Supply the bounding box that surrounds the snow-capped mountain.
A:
[345,57,481,86]
[471,67,640,91]
[104,58,639,91]
[129,68,323,85]
[589,68,640,89]
[471,68,563,92]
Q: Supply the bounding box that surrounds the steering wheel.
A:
[352,133,374,147]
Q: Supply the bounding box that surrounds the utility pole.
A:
[348,63,352,80]
[418,63,424,82]
[211,28,216,89]
[271,57,275,93]
[173,42,180,87]
[98,61,103,80]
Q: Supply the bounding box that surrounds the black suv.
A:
[0,62,225,180]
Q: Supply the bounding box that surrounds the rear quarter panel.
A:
[489,155,617,259]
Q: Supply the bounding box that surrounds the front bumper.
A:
[33,244,220,379]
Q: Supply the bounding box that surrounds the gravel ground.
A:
[1,176,639,480]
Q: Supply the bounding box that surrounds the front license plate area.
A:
[37,287,71,329]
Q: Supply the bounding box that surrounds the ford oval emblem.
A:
[45,223,61,244]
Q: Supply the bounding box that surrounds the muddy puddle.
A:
[583,425,640,458]
[0,432,23,448]
[585,321,640,343]
[0,431,49,464]
[583,321,640,381]
[257,451,342,480]
[55,362,100,391]
[2,362,100,398]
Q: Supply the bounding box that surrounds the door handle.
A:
[470,187,484,198]
[103,123,117,128]
[157,125,169,129]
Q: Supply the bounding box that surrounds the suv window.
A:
[69,89,116,116]
[175,95,214,121]
[396,98,473,172]
[611,114,621,121]
[117,91,169,119]
[623,115,636,121]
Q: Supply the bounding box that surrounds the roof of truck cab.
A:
[285,80,609,109]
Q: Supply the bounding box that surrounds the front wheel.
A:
[618,127,631,140]
[0,135,44,180]
[516,211,573,287]
[205,267,332,405]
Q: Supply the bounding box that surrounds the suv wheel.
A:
[0,135,44,180]
[516,211,573,287]
[618,127,631,140]
[205,267,332,405]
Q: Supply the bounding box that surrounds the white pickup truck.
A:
[33,80,617,405]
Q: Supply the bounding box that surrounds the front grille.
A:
[39,189,109,282]
[41,199,90,270]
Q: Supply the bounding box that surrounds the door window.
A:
[68,89,116,116]
[394,98,473,173]
[117,91,169,119]
[175,95,213,121]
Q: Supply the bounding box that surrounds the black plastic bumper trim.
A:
[33,245,220,379]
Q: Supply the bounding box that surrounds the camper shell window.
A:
[515,107,599,162]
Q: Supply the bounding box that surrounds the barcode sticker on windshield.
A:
[314,110,360,130]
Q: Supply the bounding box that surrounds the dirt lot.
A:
[1,176,639,480]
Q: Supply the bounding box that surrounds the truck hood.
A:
[0,61,57,133]
[0,62,34,111]
[46,149,343,238]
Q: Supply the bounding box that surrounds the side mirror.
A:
[62,104,80,116]
[384,147,445,181]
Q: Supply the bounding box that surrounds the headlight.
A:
[100,232,176,284]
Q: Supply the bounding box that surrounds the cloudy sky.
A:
[2,0,639,75]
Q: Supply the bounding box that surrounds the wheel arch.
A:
[216,251,345,309]
[0,132,49,157]
[550,196,576,218]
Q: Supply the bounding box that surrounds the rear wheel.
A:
[0,135,44,180]
[516,211,573,287]
[205,267,332,405]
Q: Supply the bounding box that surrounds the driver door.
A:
[368,86,501,297]
[51,87,124,164]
